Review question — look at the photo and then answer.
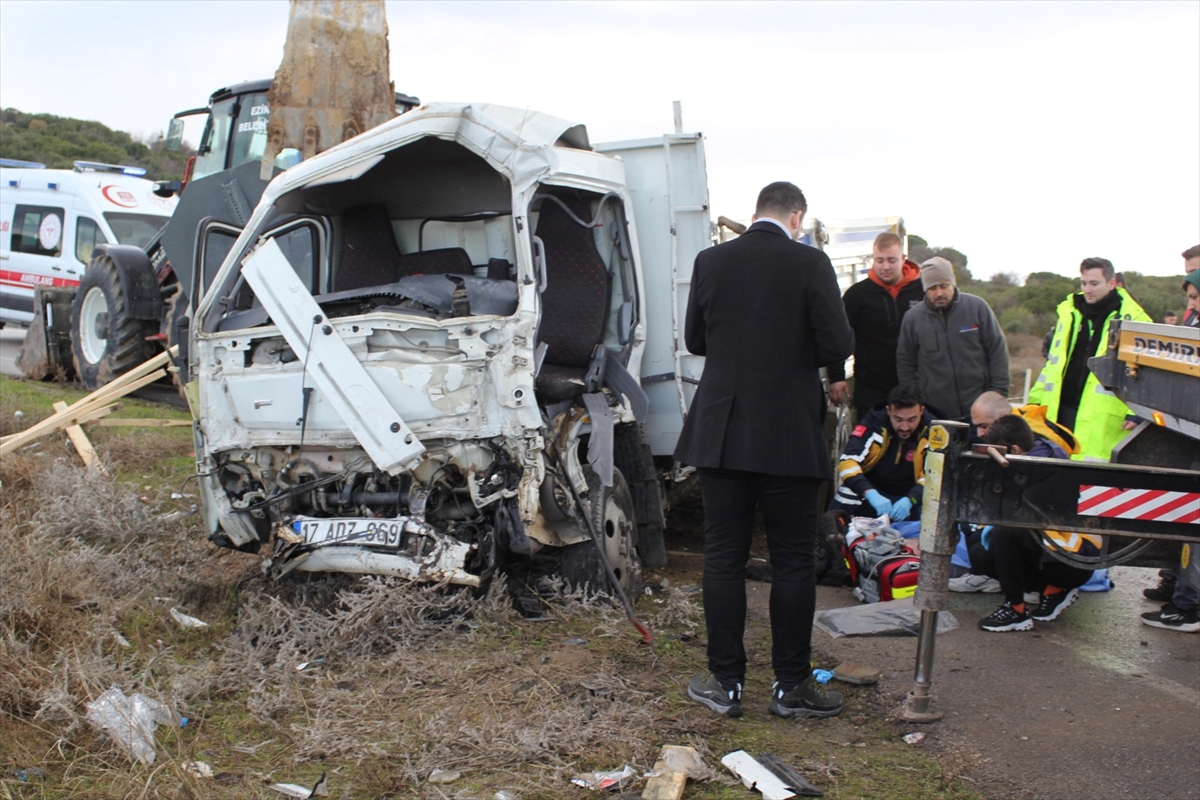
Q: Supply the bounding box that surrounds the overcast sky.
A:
[2,0,1196,281]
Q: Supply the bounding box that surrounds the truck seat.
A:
[335,203,403,291]
[532,192,610,403]
[396,247,473,276]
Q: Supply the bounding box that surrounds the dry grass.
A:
[0,390,979,800]
[0,458,726,798]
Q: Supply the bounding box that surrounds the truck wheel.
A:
[70,254,156,390]
[556,468,643,599]
[613,423,667,567]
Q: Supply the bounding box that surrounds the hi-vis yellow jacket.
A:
[1029,288,1150,461]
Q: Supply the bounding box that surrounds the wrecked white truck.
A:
[186,103,714,596]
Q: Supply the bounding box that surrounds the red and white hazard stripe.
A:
[1078,485,1200,524]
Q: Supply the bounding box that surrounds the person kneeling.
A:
[973,415,1099,632]
[828,384,931,522]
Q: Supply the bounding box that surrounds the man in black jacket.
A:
[675,181,854,719]
[828,232,924,422]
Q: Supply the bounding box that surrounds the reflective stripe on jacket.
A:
[836,406,932,503]
[1028,288,1150,461]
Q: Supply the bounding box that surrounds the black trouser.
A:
[968,526,1093,605]
[698,468,821,688]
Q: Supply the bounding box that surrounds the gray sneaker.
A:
[948,573,1001,593]
[768,677,844,719]
[687,674,743,717]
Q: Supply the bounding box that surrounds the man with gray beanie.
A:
[895,257,1009,421]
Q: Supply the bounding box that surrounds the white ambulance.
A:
[0,160,176,327]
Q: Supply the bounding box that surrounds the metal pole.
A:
[672,101,683,134]
[900,420,968,723]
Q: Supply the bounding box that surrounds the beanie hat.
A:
[920,257,957,291]
[1183,270,1200,293]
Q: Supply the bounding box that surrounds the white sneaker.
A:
[949,574,1001,593]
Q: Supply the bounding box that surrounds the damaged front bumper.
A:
[269,514,482,587]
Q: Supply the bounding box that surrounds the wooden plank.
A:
[0,371,167,453]
[641,765,686,800]
[0,347,176,456]
[0,370,163,456]
[53,401,108,475]
[0,403,118,455]
[96,418,192,428]
[71,365,169,417]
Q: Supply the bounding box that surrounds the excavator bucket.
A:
[16,288,76,381]
[261,0,397,179]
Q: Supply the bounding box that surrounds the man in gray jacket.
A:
[896,257,1009,421]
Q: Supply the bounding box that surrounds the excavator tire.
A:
[70,254,156,390]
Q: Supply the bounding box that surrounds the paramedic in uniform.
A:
[828,384,932,522]
[674,181,853,719]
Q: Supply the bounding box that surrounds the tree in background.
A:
[0,108,193,181]
[908,235,973,283]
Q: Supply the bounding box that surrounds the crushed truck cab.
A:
[190,103,712,592]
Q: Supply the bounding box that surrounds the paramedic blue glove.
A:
[889,496,914,522]
[863,489,892,517]
[980,525,995,550]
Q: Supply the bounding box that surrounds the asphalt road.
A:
[810,568,1200,800]
[0,326,26,378]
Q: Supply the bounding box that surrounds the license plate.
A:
[292,518,406,548]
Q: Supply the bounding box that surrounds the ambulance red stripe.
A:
[0,269,79,289]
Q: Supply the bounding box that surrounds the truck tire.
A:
[555,468,643,599]
[613,423,668,567]
[70,254,156,390]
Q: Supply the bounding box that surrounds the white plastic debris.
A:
[570,765,636,791]
[170,607,209,629]
[269,771,328,798]
[903,732,926,744]
[183,760,214,778]
[720,750,796,800]
[84,687,181,765]
[427,768,461,784]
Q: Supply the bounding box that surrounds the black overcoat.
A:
[673,221,854,478]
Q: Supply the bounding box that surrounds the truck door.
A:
[593,133,712,457]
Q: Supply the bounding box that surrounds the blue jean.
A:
[698,468,821,688]
[1173,543,1200,611]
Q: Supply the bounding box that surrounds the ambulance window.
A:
[12,205,64,257]
[75,217,108,264]
[103,213,169,249]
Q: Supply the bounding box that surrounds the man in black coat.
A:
[675,181,854,719]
